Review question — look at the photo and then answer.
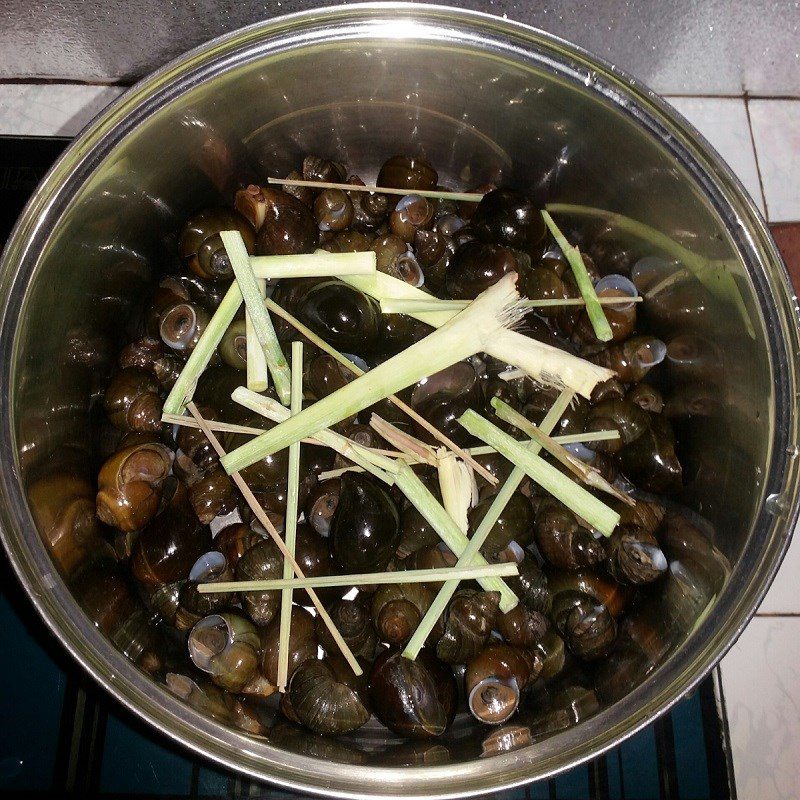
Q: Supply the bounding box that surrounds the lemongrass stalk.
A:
[220,230,291,403]
[261,295,496,484]
[277,342,303,691]
[369,414,439,466]
[250,250,376,279]
[465,429,619,457]
[437,450,475,535]
[541,211,612,342]
[163,414,267,437]
[341,272,613,398]
[393,463,518,612]
[318,466,365,481]
[162,281,242,414]
[221,273,525,474]
[491,398,633,506]
[403,390,572,661]
[459,410,619,536]
[379,296,643,314]
[246,277,269,392]
[231,386,398,484]
[185,403,362,676]
[267,176,484,203]
[198,562,519,594]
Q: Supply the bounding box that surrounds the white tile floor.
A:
[1,83,800,799]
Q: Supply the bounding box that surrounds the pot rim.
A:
[1,4,799,798]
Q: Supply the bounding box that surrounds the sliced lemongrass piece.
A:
[163,413,266,437]
[541,211,612,342]
[318,465,365,481]
[267,176,484,203]
[369,414,439,467]
[341,272,613,398]
[250,250,376,279]
[220,230,291,404]
[393,463,518,613]
[459,409,619,536]
[491,398,634,506]
[379,296,643,314]
[464,430,620,457]
[246,277,269,392]
[162,281,243,415]
[277,342,303,691]
[221,273,524,475]
[185,403,361,676]
[231,386,398,484]
[437,450,476,535]
[198,562,518,594]
[403,390,572,661]
[261,295,496,484]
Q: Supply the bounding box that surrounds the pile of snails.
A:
[92,152,726,743]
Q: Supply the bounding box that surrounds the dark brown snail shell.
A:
[314,188,354,232]
[605,525,668,585]
[507,555,551,614]
[153,353,183,390]
[234,538,283,625]
[218,319,248,370]
[498,603,548,648]
[369,648,457,739]
[214,523,264,569]
[397,503,441,558]
[303,154,347,184]
[470,188,546,254]
[293,523,338,605]
[619,416,683,494]
[322,228,375,253]
[304,478,341,537]
[118,336,164,374]
[234,184,269,230]
[175,405,219,473]
[522,266,570,316]
[290,655,371,736]
[224,413,289,491]
[591,335,667,384]
[436,589,500,664]
[329,472,401,573]
[400,545,458,592]
[256,188,319,256]
[390,194,435,242]
[468,491,534,556]
[316,596,377,660]
[372,582,434,646]
[377,155,438,193]
[187,466,237,524]
[296,280,381,353]
[465,643,542,724]
[176,551,234,620]
[371,233,408,275]
[104,368,163,433]
[534,497,605,570]
[532,629,567,682]
[159,301,211,355]
[445,240,518,300]
[131,482,212,587]
[166,673,238,728]
[179,207,256,281]
[259,605,318,685]
[628,382,665,413]
[584,398,650,453]
[188,612,260,692]
[96,442,173,532]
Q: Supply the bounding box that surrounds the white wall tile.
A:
[0,84,124,137]
[758,519,800,614]
[721,617,800,800]
[749,100,800,223]
[667,97,765,215]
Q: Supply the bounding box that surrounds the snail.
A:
[498,603,548,648]
[470,188,546,254]
[176,551,235,622]
[605,525,668,585]
[187,466,237,525]
[372,582,434,646]
[214,523,265,569]
[289,655,371,736]
[468,491,534,556]
[465,643,542,725]
[389,194,435,242]
[218,319,248,370]
[506,555,551,614]
[316,596,377,660]
[436,589,500,664]
[584,398,650,453]
[377,154,438,193]
[259,605,318,685]
[314,189,354,232]
[104,368,163,433]
[619,415,683,494]
[534,497,605,570]
[95,442,172,532]
[179,207,256,281]
[256,188,319,256]
[590,335,667,383]
[234,538,283,625]
[445,241,519,299]
[369,648,457,739]
[118,336,165,374]
[159,301,211,354]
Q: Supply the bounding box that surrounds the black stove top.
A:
[0,135,734,800]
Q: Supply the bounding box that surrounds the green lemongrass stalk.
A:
[317,465,365,481]
[261,295,496,485]
[220,230,291,403]
[437,450,475,535]
[162,281,242,414]
[231,386,398,484]
[221,273,525,474]
[379,296,643,314]
[369,414,439,466]
[341,271,613,398]
[198,561,519,594]
[403,390,572,661]
[163,413,266,437]
[246,277,269,392]
[541,211,612,343]
[466,429,619,456]
[277,342,303,691]
[267,176,484,203]
[459,409,620,536]
[250,250,376,279]
[393,463,518,612]
[491,398,633,506]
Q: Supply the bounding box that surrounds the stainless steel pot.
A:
[1,4,799,797]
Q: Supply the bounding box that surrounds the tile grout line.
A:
[743,93,770,221]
